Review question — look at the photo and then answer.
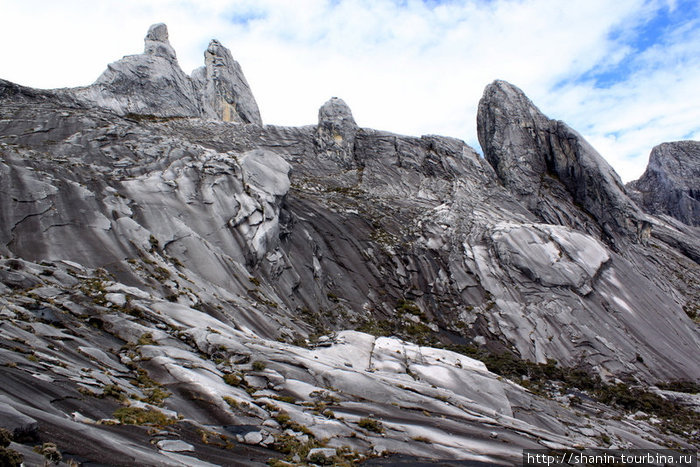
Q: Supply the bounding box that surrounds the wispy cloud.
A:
[0,0,697,182]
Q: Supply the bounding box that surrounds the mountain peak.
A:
[318,97,356,127]
[477,79,648,244]
[145,22,169,42]
[196,38,262,124]
[75,23,261,124]
[144,23,177,62]
[314,97,358,168]
[628,140,700,226]
[1,24,699,467]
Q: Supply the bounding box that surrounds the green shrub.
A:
[656,380,700,394]
[358,417,383,433]
[396,299,422,316]
[142,387,171,406]
[412,436,431,443]
[0,448,23,467]
[0,429,11,448]
[34,442,62,465]
[113,406,175,426]
[102,384,127,401]
[223,374,242,386]
[223,396,238,409]
[137,332,156,346]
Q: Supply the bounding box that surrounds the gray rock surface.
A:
[627,141,700,227]
[192,39,262,124]
[73,23,261,124]
[307,447,337,461]
[157,439,195,452]
[314,97,359,168]
[0,23,698,466]
[0,399,38,438]
[477,80,649,245]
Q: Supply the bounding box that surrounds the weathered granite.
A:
[0,23,698,466]
[628,140,700,227]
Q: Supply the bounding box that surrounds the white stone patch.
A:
[105,293,127,307]
[492,222,609,291]
[157,439,194,452]
[240,149,291,197]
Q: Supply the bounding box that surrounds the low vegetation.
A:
[358,417,384,433]
[443,343,700,438]
[34,442,62,465]
[113,406,176,426]
[0,428,23,467]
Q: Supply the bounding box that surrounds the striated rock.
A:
[477,80,649,244]
[0,401,38,439]
[0,23,699,466]
[492,222,609,295]
[627,141,700,227]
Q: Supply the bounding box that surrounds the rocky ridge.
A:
[0,24,698,466]
[627,140,700,227]
[73,23,261,124]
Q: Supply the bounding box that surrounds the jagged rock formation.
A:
[477,80,650,245]
[74,23,261,124]
[193,39,262,124]
[314,97,359,168]
[0,24,699,466]
[628,141,700,227]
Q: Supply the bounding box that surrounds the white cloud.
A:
[0,0,697,182]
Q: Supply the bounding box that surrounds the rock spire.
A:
[77,23,261,124]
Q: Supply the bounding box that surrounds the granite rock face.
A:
[314,97,359,168]
[627,141,700,227]
[192,39,262,125]
[74,23,261,124]
[0,24,699,466]
[477,80,650,245]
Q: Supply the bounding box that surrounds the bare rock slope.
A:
[0,25,698,466]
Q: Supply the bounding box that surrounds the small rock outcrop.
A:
[143,22,177,61]
[77,24,261,124]
[627,141,700,227]
[477,80,649,244]
[314,97,359,168]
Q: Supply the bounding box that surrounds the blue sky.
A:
[1,0,698,182]
[574,0,698,88]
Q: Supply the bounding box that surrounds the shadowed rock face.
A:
[0,24,699,466]
[628,141,700,227]
[477,80,649,245]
